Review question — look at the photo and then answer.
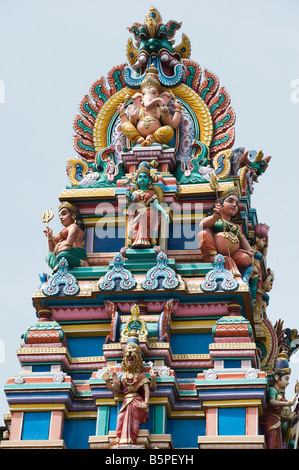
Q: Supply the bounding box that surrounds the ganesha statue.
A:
[118,66,182,147]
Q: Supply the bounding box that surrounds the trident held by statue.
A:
[41,208,54,224]
[41,208,54,279]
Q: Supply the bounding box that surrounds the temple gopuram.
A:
[1,7,299,450]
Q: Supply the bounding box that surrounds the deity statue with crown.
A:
[103,330,156,447]
[126,160,169,248]
[260,352,299,449]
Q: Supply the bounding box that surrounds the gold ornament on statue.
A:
[41,208,54,279]
[41,208,54,224]
[209,170,220,201]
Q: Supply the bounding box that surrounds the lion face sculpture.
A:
[122,342,143,374]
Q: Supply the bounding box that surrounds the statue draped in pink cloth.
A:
[104,332,157,446]
[198,188,254,274]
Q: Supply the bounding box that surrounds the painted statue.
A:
[43,201,88,271]
[238,149,271,196]
[260,352,299,449]
[249,223,270,299]
[103,331,157,446]
[198,188,254,274]
[118,66,182,147]
[126,161,170,248]
[262,268,274,295]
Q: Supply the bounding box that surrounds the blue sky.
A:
[0,0,298,427]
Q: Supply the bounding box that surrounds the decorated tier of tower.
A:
[2,7,299,450]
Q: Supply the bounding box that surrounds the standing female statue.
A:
[43,201,88,271]
[126,161,170,248]
[198,188,254,274]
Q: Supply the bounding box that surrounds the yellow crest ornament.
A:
[121,304,148,343]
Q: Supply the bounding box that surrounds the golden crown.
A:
[58,201,78,214]
[220,186,240,201]
[132,160,158,184]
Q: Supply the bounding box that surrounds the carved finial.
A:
[144,7,162,37]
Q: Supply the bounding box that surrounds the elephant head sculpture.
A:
[118,66,182,147]
[131,88,172,111]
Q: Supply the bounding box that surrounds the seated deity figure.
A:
[43,201,89,271]
[118,66,182,147]
[126,161,170,248]
[198,188,254,274]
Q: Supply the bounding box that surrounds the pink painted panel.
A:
[10,412,23,440]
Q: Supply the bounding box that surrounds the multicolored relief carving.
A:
[66,149,125,189]
[238,150,271,196]
[68,7,250,189]
[98,253,136,291]
[65,6,273,195]
[200,254,239,292]
[65,5,274,197]
[141,251,179,290]
[42,257,80,296]
[121,304,148,343]
[124,7,190,87]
